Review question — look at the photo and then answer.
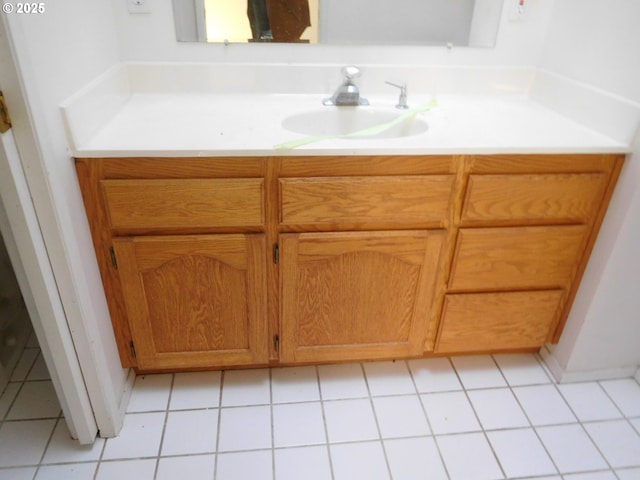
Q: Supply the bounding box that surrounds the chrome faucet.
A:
[323,66,369,106]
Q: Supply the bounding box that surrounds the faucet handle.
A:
[386,81,409,109]
[342,65,362,82]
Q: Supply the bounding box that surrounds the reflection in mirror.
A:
[173,0,319,43]
[173,0,504,47]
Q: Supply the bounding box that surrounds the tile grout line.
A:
[92,410,109,480]
[2,355,639,478]
[454,356,508,479]
[522,354,631,477]
[493,354,563,478]
[595,380,627,419]
[0,346,60,478]
[152,373,176,480]
[614,467,640,479]
[269,367,275,480]
[0,346,39,425]
[0,383,25,425]
[33,412,67,479]
[316,365,336,480]
[549,376,619,475]
[360,362,394,480]
[596,377,640,458]
[579,425,625,476]
[212,370,226,480]
[533,351,557,384]
[408,358,452,480]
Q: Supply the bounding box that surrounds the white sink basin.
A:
[281,107,428,139]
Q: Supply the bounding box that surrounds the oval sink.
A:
[282,107,428,139]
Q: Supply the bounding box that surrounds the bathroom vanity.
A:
[75,153,623,372]
[66,64,631,372]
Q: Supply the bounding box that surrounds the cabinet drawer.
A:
[449,225,587,291]
[102,178,264,231]
[461,173,605,225]
[279,175,454,228]
[436,290,563,353]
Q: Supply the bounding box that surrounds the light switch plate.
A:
[127,0,152,14]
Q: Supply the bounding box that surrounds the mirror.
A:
[173,0,504,47]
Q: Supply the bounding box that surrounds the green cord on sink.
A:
[274,98,437,150]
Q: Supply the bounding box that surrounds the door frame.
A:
[0,15,115,444]
[0,132,97,442]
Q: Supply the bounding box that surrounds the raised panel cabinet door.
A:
[112,234,268,371]
[280,230,445,363]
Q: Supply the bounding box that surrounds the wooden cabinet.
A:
[75,154,623,371]
[280,230,444,363]
[113,234,267,370]
[434,154,622,354]
[75,158,270,371]
[276,155,454,364]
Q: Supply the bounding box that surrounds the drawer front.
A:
[461,173,606,224]
[449,225,587,291]
[280,175,454,228]
[102,178,264,231]
[436,290,563,353]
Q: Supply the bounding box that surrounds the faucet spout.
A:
[323,66,369,106]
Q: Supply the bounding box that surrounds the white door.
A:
[0,23,97,443]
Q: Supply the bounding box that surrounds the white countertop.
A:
[73,92,627,157]
[63,64,634,158]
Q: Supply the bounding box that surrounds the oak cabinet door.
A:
[112,234,268,370]
[280,230,445,363]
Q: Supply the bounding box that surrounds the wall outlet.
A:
[127,0,152,14]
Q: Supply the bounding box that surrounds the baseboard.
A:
[540,346,638,383]
[119,368,136,417]
[539,346,565,383]
[99,368,135,438]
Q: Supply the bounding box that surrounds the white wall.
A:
[539,0,640,379]
[539,0,640,103]
[4,0,130,435]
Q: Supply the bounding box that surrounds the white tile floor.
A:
[1,346,640,480]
